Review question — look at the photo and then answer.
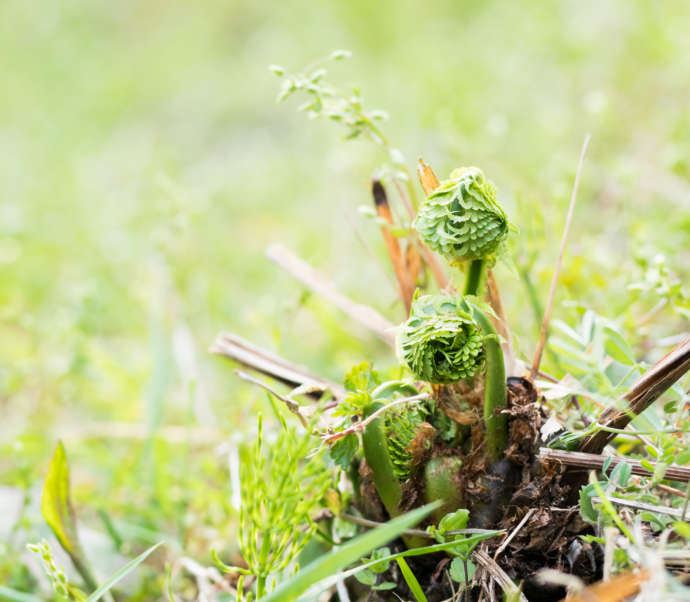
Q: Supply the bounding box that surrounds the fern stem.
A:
[468,303,507,463]
[424,456,464,522]
[362,403,402,517]
[463,259,485,296]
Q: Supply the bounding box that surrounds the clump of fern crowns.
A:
[399,294,485,384]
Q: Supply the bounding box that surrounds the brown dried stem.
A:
[265,243,396,346]
[577,334,690,454]
[530,134,590,381]
[538,447,690,482]
[372,179,415,313]
[414,159,450,289]
[210,331,346,399]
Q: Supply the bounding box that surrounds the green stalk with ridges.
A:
[362,403,402,518]
[467,302,507,463]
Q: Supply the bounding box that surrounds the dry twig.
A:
[473,549,527,602]
[530,134,590,380]
[577,334,690,454]
[265,243,396,345]
[538,447,690,482]
[210,331,346,399]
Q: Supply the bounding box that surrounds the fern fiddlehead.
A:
[413,166,509,295]
[399,294,485,384]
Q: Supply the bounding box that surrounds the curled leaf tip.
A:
[413,166,509,262]
[398,294,484,384]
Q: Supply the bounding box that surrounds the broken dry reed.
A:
[538,448,690,482]
[372,179,415,313]
[415,158,450,289]
[577,333,690,454]
[265,243,396,345]
[210,331,346,399]
[530,134,591,381]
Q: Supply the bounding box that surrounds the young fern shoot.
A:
[414,167,510,296]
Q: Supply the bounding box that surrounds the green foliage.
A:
[262,503,439,602]
[336,361,382,416]
[449,556,475,586]
[269,49,409,182]
[425,509,497,590]
[3,2,690,598]
[399,294,485,384]
[414,167,509,263]
[427,509,470,540]
[328,434,359,470]
[354,547,395,590]
[221,415,332,597]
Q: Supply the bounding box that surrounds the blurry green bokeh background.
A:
[1,0,689,594]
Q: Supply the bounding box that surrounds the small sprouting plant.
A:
[27,540,75,600]
[399,294,485,384]
[216,415,333,598]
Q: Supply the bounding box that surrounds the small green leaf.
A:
[354,569,376,586]
[86,542,163,601]
[438,509,469,534]
[328,434,358,470]
[329,49,351,61]
[579,483,599,523]
[602,327,635,365]
[602,456,612,474]
[450,557,463,581]
[672,522,690,539]
[609,462,632,488]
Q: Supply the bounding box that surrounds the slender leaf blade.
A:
[396,557,427,602]
[263,502,440,602]
[85,542,163,602]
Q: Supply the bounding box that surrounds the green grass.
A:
[1,0,689,598]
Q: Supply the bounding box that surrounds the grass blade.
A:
[263,502,440,602]
[396,557,428,602]
[85,542,163,602]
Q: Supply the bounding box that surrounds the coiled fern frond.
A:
[414,166,509,262]
[399,294,484,384]
[385,403,429,481]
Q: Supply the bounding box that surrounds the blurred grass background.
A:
[1,0,689,595]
